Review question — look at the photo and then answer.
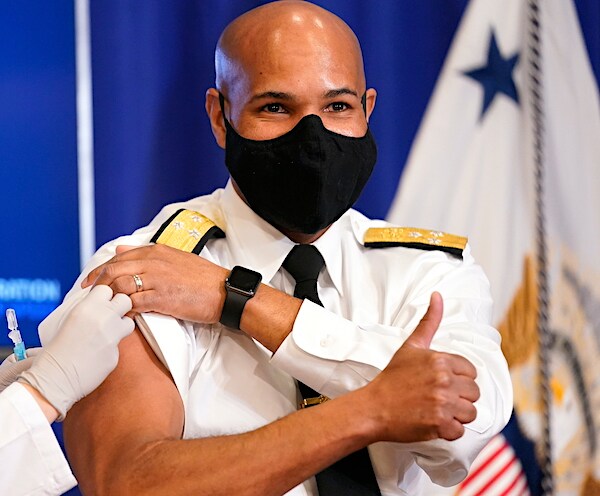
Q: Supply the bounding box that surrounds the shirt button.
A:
[320,335,332,347]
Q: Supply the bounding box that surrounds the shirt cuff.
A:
[270,300,401,396]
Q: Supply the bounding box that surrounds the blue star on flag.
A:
[463,30,519,119]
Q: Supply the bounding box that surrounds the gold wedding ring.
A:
[132,274,143,292]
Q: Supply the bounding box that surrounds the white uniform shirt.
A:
[40,181,512,495]
[0,382,77,495]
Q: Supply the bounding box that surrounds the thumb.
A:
[115,245,139,255]
[404,292,443,349]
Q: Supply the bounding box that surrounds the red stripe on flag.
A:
[460,439,508,489]
[474,456,516,495]
[500,471,526,496]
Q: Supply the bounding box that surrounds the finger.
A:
[129,289,163,315]
[454,375,480,402]
[22,347,43,359]
[108,274,146,296]
[452,398,478,425]
[92,261,148,288]
[0,356,37,392]
[87,284,114,301]
[111,292,134,315]
[0,354,18,367]
[110,244,156,261]
[116,316,135,339]
[82,257,119,288]
[449,354,478,379]
[438,419,465,442]
[81,246,149,287]
[7,356,36,377]
[115,244,141,255]
[405,292,444,349]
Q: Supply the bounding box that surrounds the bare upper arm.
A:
[63,327,184,494]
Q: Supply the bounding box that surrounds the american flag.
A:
[456,434,530,496]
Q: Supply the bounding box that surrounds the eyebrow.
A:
[249,91,295,103]
[249,88,359,103]
[323,88,359,99]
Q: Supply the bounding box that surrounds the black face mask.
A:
[220,95,377,234]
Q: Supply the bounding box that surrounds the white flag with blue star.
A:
[388,0,600,493]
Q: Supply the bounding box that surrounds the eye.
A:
[325,101,350,112]
[262,103,286,113]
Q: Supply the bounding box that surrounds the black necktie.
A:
[282,244,381,496]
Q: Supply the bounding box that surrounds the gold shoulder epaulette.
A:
[364,227,467,259]
[150,209,225,254]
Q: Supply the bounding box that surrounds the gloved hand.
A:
[18,285,134,419]
[0,347,42,393]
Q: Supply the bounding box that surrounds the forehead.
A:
[224,22,365,101]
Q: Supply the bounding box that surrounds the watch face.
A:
[228,266,262,293]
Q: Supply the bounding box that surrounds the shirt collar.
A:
[221,180,345,296]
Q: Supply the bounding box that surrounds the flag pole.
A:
[527,0,553,493]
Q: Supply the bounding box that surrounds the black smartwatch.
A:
[220,266,262,330]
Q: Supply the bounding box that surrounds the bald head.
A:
[205,0,376,148]
[215,1,366,99]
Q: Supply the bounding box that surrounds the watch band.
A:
[220,266,262,330]
[220,290,251,329]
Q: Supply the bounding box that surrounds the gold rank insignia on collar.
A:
[363,227,467,259]
[150,208,225,254]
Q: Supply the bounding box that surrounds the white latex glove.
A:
[18,285,134,419]
[0,347,42,393]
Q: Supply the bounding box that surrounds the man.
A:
[42,1,512,494]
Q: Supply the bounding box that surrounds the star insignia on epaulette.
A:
[150,209,225,255]
[364,227,467,259]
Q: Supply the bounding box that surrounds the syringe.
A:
[6,308,27,361]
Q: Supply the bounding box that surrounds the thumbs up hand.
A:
[361,292,480,443]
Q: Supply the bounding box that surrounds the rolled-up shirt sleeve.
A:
[271,301,407,394]
[270,301,510,430]
[270,246,513,487]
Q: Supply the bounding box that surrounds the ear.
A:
[364,88,377,122]
[205,88,226,149]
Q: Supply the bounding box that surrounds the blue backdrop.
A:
[0,2,79,350]
[1,1,598,495]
